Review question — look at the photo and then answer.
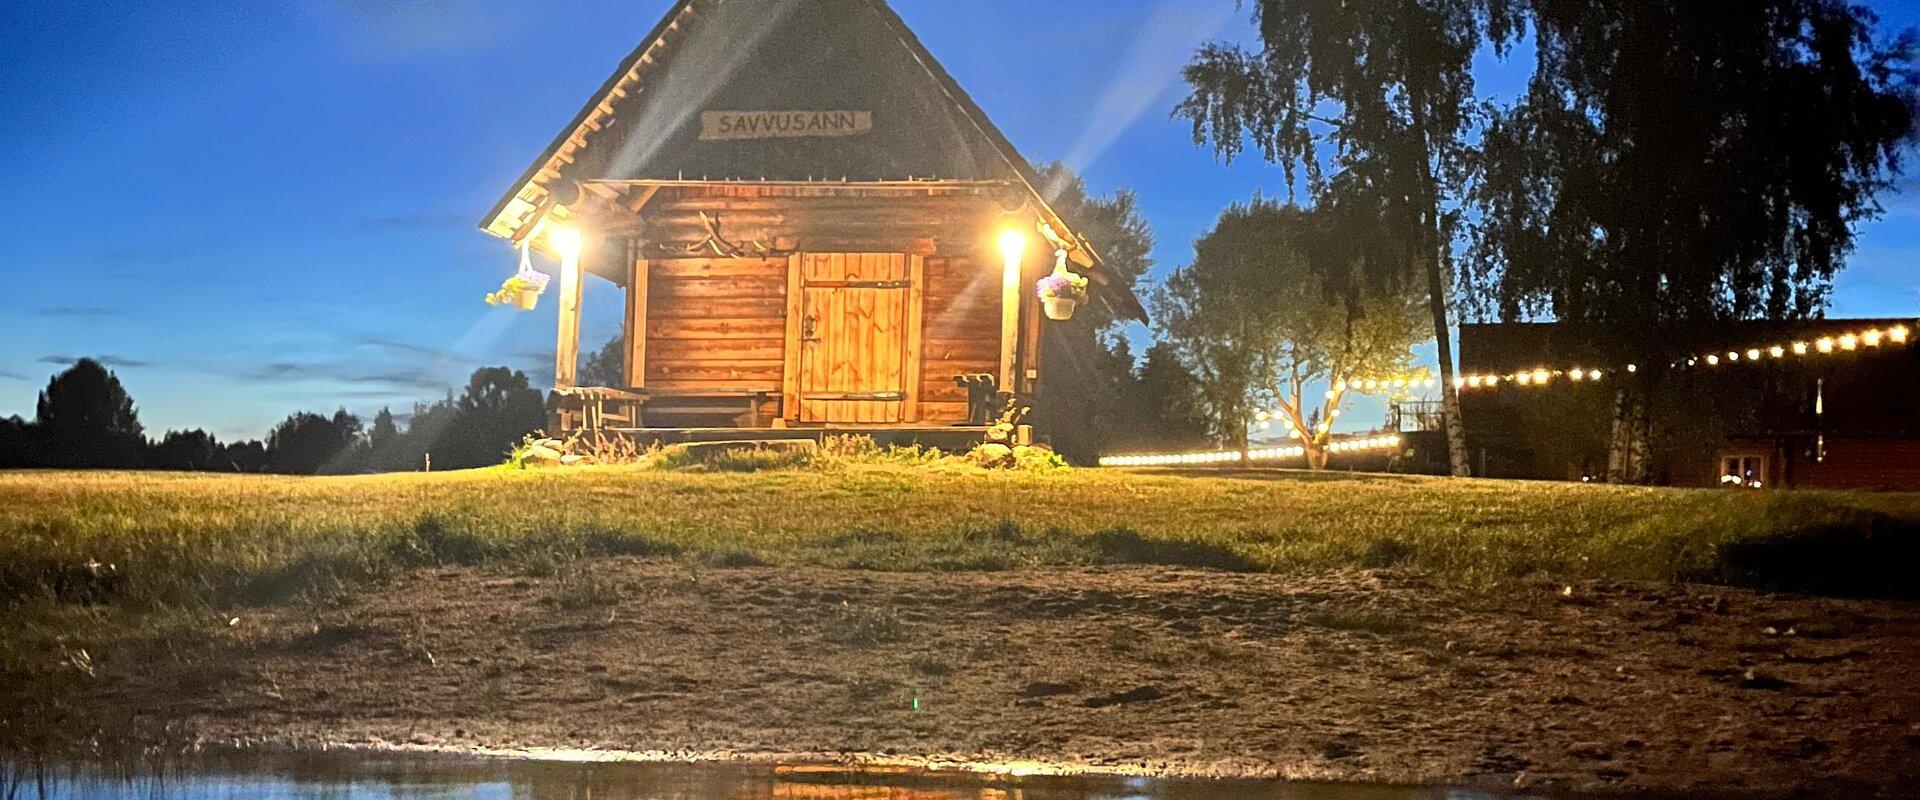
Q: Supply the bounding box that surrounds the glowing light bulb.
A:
[1769,346,1785,358]
[1706,355,1721,366]
[1792,342,1810,355]
[1840,334,1858,350]
[1746,349,1761,361]
[1569,368,1586,382]
[549,225,582,256]
[1817,337,1836,353]
[1891,326,1910,344]
[998,229,1028,263]
[1531,369,1550,384]
[1863,329,1883,347]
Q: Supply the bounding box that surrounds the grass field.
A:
[4,462,1919,614]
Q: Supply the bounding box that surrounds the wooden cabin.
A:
[479,0,1144,449]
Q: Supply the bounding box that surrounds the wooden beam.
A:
[781,253,806,423]
[554,237,587,388]
[905,254,925,422]
[999,244,1022,394]
[1020,253,1043,395]
[623,244,648,390]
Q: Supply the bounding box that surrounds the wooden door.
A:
[788,253,922,424]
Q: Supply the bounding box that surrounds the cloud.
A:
[33,306,122,318]
[353,336,479,364]
[234,360,452,393]
[36,355,152,368]
[0,369,30,381]
[356,212,472,232]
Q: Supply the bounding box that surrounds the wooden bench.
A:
[554,387,776,430]
[638,388,775,428]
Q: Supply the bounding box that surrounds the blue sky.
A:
[2,0,1916,441]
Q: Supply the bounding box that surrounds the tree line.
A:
[0,359,546,474]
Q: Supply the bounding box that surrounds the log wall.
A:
[631,185,1015,425]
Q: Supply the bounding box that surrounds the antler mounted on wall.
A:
[679,212,797,259]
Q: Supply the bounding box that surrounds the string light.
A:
[1452,320,1917,392]
[1100,435,1405,468]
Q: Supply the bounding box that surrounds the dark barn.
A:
[1458,319,1920,490]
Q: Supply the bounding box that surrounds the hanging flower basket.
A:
[486,244,552,311]
[1036,266,1089,322]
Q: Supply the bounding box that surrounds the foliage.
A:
[264,410,366,475]
[1465,1,1915,332]
[652,443,819,473]
[1035,271,1089,304]
[149,430,221,471]
[1156,201,1425,466]
[29,359,147,468]
[1179,0,1527,476]
[578,334,626,389]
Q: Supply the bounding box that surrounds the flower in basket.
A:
[1035,271,1089,304]
[485,269,552,307]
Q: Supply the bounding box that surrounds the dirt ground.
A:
[15,562,1920,797]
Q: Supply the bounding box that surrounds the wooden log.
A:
[647,317,786,340]
[650,338,785,362]
[783,254,805,424]
[649,276,787,300]
[554,235,586,388]
[648,297,788,319]
[623,251,647,389]
[905,254,925,422]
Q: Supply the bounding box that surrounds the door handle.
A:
[801,314,819,343]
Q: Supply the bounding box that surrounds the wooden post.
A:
[624,245,648,389]
[554,233,586,389]
[782,253,806,424]
[999,243,1023,394]
[1020,253,1043,395]
[904,254,925,422]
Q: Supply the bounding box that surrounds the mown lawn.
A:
[4,464,1919,612]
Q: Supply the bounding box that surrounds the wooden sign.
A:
[700,111,873,141]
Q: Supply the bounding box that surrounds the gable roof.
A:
[478,0,1145,322]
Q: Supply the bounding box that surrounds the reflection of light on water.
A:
[4,750,1506,799]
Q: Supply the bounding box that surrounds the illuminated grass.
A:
[2,465,1918,611]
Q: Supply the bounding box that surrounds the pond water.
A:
[0,751,1544,800]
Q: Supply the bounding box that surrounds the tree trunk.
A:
[1306,445,1330,471]
[1406,100,1471,478]
[1606,381,1652,484]
[1424,254,1471,477]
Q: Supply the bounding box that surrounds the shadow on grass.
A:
[1687,509,1920,599]
[806,523,1260,573]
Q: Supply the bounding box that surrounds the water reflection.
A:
[0,751,1531,800]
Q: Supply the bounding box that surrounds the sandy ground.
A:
[12,562,1920,797]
